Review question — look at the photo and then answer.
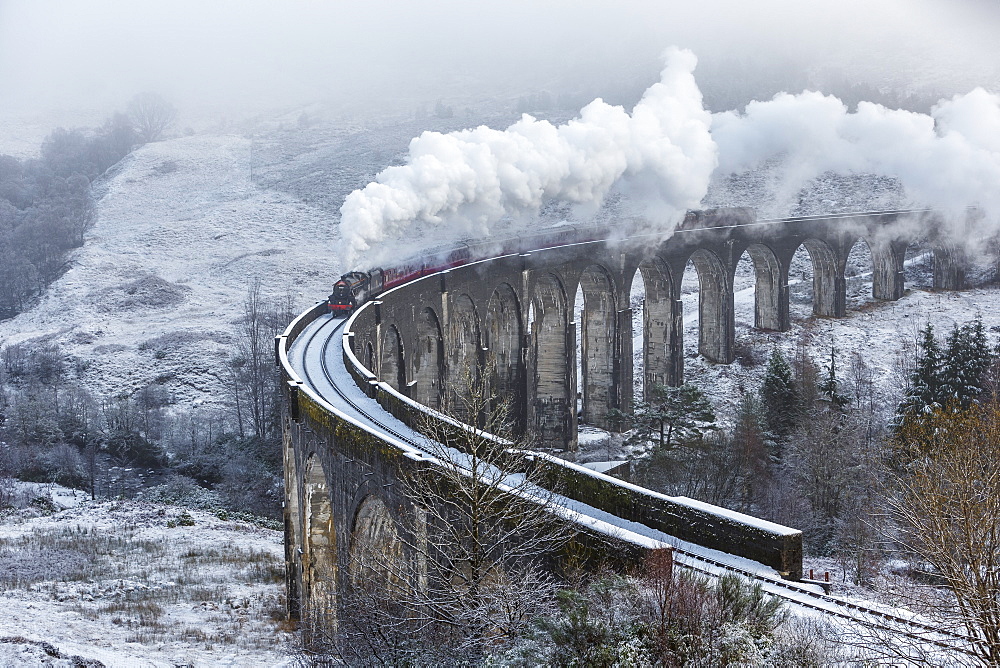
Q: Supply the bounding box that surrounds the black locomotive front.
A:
[328,271,371,314]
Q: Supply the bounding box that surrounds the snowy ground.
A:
[0,484,292,667]
[0,132,342,411]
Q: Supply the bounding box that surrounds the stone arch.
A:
[530,273,574,449]
[578,265,618,427]
[380,325,406,392]
[794,239,841,317]
[348,494,403,594]
[844,237,876,309]
[364,341,376,373]
[485,283,524,434]
[446,294,482,418]
[303,455,337,636]
[413,307,444,410]
[743,243,786,332]
[635,258,678,398]
[685,248,734,364]
[933,244,966,290]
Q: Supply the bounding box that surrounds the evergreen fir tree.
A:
[760,350,800,439]
[898,323,943,418]
[818,345,850,409]
[610,383,716,452]
[940,315,992,407]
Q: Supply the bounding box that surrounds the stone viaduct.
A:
[348,207,963,450]
[279,206,968,639]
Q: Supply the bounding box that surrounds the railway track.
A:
[292,312,981,663]
[671,546,979,660]
[297,314,417,447]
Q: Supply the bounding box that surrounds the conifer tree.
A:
[610,383,716,452]
[760,350,800,439]
[819,345,850,409]
[940,315,992,407]
[898,323,943,418]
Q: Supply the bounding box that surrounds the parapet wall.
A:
[526,453,802,577]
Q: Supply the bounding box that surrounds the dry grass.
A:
[1,505,290,655]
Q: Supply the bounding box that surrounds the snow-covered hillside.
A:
[0,486,291,667]
[0,110,523,413]
[0,132,343,409]
[1,107,997,436]
[683,282,1000,424]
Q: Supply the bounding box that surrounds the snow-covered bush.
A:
[494,556,837,667]
[144,475,221,509]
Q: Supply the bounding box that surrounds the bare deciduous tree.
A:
[782,406,868,554]
[229,279,293,440]
[128,92,177,143]
[886,403,1000,666]
[331,360,570,664]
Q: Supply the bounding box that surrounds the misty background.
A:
[3,0,1000,156]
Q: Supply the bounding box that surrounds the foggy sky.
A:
[2,0,999,127]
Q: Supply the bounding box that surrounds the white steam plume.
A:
[341,47,1000,270]
[339,47,717,269]
[712,87,1000,219]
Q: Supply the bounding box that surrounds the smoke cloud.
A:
[339,48,717,268]
[712,87,1000,218]
[340,44,1000,269]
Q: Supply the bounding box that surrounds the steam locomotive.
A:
[326,208,750,315]
[326,244,471,315]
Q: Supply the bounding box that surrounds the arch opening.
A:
[733,251,756,331]
[845,238,876,310]
[903,239,934,290]
[680,258,699,361]
[380,325,406,393]
[629,268,646,402]
[573,284,583,424]
[413,308,444,410]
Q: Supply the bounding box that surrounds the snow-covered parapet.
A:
[527,452,803,579]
